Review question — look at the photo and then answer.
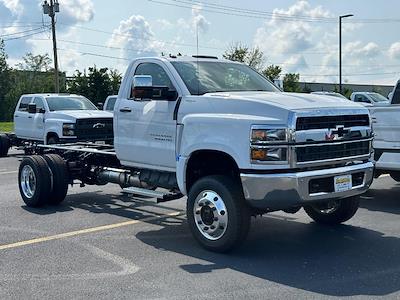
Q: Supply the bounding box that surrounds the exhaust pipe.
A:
[97,168,150,188]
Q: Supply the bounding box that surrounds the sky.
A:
[0,0,399,85]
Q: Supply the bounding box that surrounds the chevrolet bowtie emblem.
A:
[93,123,105,129]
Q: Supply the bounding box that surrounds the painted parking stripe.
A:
[0,171,18,175]
[0,211,183,251]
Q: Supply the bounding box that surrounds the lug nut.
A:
[195,210,200,215]
[212,207,217,211]
[210,225,215,230]
[203,227,209,231]
[205,201,210,205]
[214,197,218,201]
[197,221,202,225]
[199,202,204,207]
[219,225,224,230]
[220,210,225,215]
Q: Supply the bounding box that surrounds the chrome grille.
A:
[296,114,369,131]
[296,140,370,163]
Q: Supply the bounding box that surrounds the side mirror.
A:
[28,103,37,114]
[131,75,177,101]
[97,102,104,109]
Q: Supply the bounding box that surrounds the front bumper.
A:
[240,161,374,210]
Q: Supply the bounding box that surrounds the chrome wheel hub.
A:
[21,165,36,199]
[194,190,228,241]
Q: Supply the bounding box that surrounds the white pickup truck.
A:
[16,56,374,252]
[0,94,113,156]
[369,80,400,180]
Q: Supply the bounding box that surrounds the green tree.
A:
[16,52,52,72]
[223,42,265,71]
[262,65,282,81]
[67,66,121,105]
[0,39,12,121]
[283,73,301,92]
[109,69,122,94]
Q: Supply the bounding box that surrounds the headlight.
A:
[251,128,287,143]
[250,126,289,163]
[63,123,76,136]
[251,147,288,162]
[63,123,75,129]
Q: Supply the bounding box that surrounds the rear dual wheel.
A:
[19,154,69,207]
[0,134,10,157]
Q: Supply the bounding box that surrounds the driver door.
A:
[116,61,179,171]
[30,97,46,140]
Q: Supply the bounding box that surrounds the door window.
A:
[354,95,369,103]
[18,97,32,112]
[134,63,175,90]
[33,97,45,112]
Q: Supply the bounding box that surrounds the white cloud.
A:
[108,15,163,59]
[344,41,380,58]
[191,4,210,33]
[388,42,400,60]
[253,1,334,81]
[0,0,94,59]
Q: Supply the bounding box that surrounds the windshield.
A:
[46,96,98,111]
[368,93,389,103]
[171,61,279,95]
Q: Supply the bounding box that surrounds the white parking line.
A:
[0,171,18,175]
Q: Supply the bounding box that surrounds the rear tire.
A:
[47,135,59,145]
[18,156,52,207]
[304,196,360,225]
[43,154,69,205]
[187,175,251,253]
[390,172,400,182]
[0,134,10,157]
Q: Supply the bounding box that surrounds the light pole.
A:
[339,14,353,94]
[42,0,60,93]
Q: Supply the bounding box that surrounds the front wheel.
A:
[304,196,360,225]
[0,134,10,157]
[187,175,251,253]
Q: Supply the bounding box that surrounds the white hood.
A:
[206,91,364,111]
[53,110,113,119]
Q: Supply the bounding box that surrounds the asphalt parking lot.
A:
[0,149,399,299]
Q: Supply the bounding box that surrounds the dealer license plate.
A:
[334,175,352,192]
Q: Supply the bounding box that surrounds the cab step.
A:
[121,187,183,203]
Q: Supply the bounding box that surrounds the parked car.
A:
[370,79,400,180]
[15,56,373,252]
[311,91,348,99]
[103,95,118,112]
[0,94,113,157]
[350,92,390,106]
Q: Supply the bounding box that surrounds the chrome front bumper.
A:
[240,162,374,210]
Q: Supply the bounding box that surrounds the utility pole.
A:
[339,14,353,94]
[42,0,60,93]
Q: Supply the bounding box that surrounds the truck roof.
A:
[20,93,84,98]
[137,55,237,64]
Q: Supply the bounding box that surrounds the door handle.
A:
[119,108,132,113]
[28,116,32,119]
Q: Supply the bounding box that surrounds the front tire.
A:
[18,156,52,207]
[187,175,251,253]
[304,196,360,225]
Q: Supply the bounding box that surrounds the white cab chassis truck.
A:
[17,56,374,252]
[0,94,113,157]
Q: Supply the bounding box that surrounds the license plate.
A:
[334,175,352,192]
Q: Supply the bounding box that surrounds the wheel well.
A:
[46,132,59,143]
[186,150,240,192]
